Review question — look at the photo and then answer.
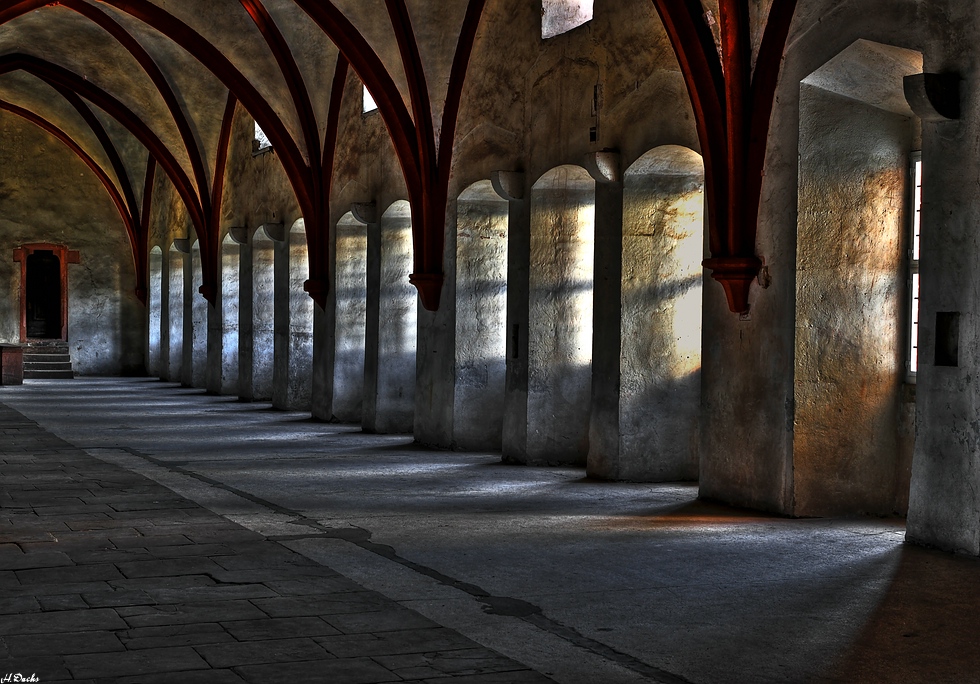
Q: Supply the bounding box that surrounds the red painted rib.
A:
[201,91,238,302]
[95,0,315,218]
[239,0,321,171]
[0,98,142,291]
[55,84,141,226]
[0,55,207,237]
[291,0,422,201]
[64,0,212,208]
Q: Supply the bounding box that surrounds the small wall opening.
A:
[528,165,595,464]
[254,120,272,153]
[334,212,368,421]
[221,233,240,396]
[148,246,163,376]
[281,219,313,409]
[542,0,594,39]
[796,39,921,516]
[190,240,208,387]
[454,180,509,450]
[252,230,276,401]
[167,244,185,383]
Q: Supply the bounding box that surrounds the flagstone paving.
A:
[0,403,553,683]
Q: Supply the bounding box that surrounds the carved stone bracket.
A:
[582,150,621,184]
[228,227,248,245]
[904,73,960,121]
[409,272,443,312]
[490,171,525,201]
[261,222,286,242]
[351,202,378,225]
[703,256,762,315]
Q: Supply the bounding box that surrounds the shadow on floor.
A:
[825,543,980,683]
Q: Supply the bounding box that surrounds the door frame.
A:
[13,243,80,342]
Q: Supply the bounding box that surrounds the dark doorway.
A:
[26,250,62,339]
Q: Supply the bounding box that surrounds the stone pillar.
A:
[502,184,531,463]
[362,218,382,432]
[237,239,253,399]
[907,57,980,554]
[415,202,456,449]
[588,181,625,476]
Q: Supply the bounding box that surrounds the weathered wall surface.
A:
[795,86,914,516]
[907,0,980,554]
[0,111,144,375]
[589,146,704,482]
[453,187,508,451]
[701,0,926,515]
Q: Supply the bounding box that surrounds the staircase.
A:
[23,341,75,380]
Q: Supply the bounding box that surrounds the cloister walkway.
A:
[1,378,978,683]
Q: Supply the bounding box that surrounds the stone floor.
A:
[2,378,980,683]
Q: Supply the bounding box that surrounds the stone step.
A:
[24,360,73,371]
[23,369,75,380]
[23,354,70,363]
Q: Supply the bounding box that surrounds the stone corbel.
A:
[904,73,960,122]
[351,202,377,225]
[261,222,286,242]
[172,238,190,254]
[583,150,621,184]
[228,227,248,245]
[703,256,762,315]
[490,171,525,201]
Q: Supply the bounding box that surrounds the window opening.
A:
[542,0,594,39]
[908,151,922,377]
[363,85,378,114]
[254,121,272,153]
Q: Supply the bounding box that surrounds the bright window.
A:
[542,0,594,39]
[908,152,922,376]
[254,121,271,152]
[363,85,378,114]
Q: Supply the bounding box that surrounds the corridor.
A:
[3,379,977,683]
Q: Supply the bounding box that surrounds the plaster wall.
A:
[190,242,208,388]
[167,247,184,383]
[369,202,417,434]
[525,166,595,465]
[274,221,313,410]
[0,111,144,375]
[332,213,367,422]
[251,232,275,401]
[220,236,240,396]
[907,0,980,554]
[700,1,925,515]
[453,184,508,451]
[148,248,163,376]
[795,86,914,516]
[590,146,704,482]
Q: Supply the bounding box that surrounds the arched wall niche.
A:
[333,211,368,422]
[274,218,313,410]
[795,39,921,517]
[589,144,705,481]
[220,232,241,396]
[250,228,276,401]
[454,179,509,450]
[526,165,595,464]
[190,238,208,388]
[148,246,163,377]
[167,243,185,384]
[364,199,416,434]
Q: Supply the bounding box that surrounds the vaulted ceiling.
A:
[0,1,797,314]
